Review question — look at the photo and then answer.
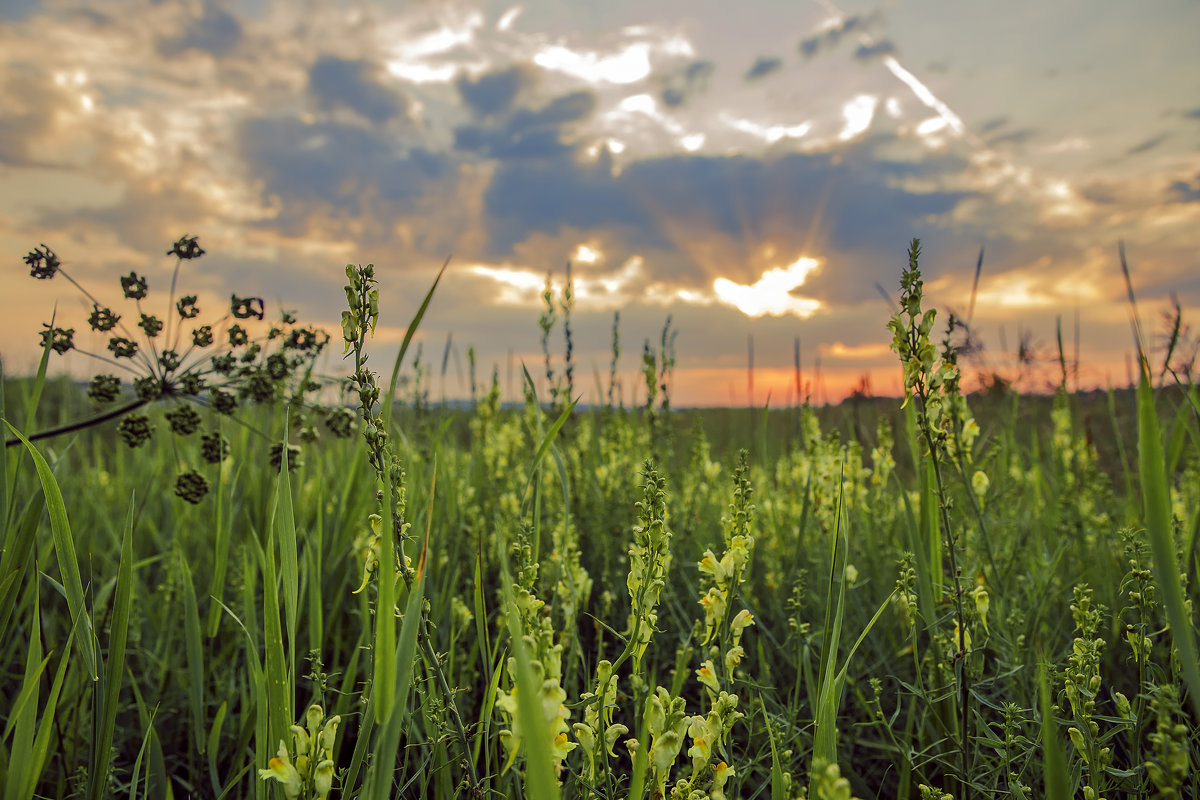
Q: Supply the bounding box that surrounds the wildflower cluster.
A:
[18,236,332,502]
[495,579,576,777]
[573,660,629,790]
[1063,584,1113,798]
[628,461,673,673]
[257,704,341,800]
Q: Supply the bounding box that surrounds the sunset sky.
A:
[2,0,1199,406]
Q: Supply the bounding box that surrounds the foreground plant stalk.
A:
[342,262,480,792]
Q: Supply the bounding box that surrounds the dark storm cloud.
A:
[799,15,865,58]
[659,59,714,108]
[745,56,782,81]
[237,116,450,232]
[1168,173,1200,202]
[308,56,407,124]
[454,90,596,160]
[1125,133,1168,156]
[157,0,242,57]
[853,40,895,61]
[456,65,530,117]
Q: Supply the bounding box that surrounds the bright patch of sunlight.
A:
[712,257,822,318]
[680,133,705,151]
[916,117,947,136]
[838,95,877,141]
[469,264,545,305]
[534,42,651,84]
[721,114,811,144]
[573,243,601,264]
[384,12,484,84]
[497,5,523,31]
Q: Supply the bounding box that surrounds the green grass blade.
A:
[370,467,435,800]
[205,456,234,637]
[1137,372,1200,719]
[0,491,46,643]
[275,424,299,689]
[23,626,76,800]
[206,700,228,795]
[759,695,788,800]
[4,577,43,800]
[4,421,97,680]
[0,357,8,530]
[383,257,449,428]
[1039,661,1069,799]
[89,494,135,800]
[520,393,577,513]
[261,518,291,756]
[179,550,206,758]
[813,484,847,769]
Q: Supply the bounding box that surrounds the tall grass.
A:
[0,240,1196,799]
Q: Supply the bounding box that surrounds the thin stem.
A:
[4,397,149,447]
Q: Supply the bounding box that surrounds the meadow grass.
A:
[1,240,1197,799]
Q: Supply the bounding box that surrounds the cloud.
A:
[659,59,714,108]
[1184,108,1200,120]
[745,56,782,81]
[454,89,596,160]
[236,116,453,236]
[479,140,977,305]
[853,40,895,62]
[978,116,1009,135]
[1168,173,1200,203]
[1125,133,1168,156]
[798,14,866,58]
[0,65,57,166]
[986,128,1038,147]
[156,0,242,57]
[456,65,530,117]
[308,56,408,124]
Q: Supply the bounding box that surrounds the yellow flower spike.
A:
[574,722,595,753]
[650,729,683,796]
[258,741,302,799]
[729,609,754,644]
[700,587,726,644]
[972,583,990,634]
[696,660,721,696]
[954,622,972,655]
[306,704,324,732]
[313,759,335,800]
[971,469,989,503]
[724,645,745,674]
[604,723,629,757]
[289,724,310,757]
[552,731,577,761]
[319,715,340,758]
[712,760,734,800]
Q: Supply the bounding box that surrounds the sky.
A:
[2,0,1199,407]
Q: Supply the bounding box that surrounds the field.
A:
[2,242,1198,800]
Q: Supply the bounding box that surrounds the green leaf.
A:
[4,421,97,680]
[1137,372,1200,720]
[90,495,135,800]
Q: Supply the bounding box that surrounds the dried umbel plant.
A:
[11,235,348,502]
